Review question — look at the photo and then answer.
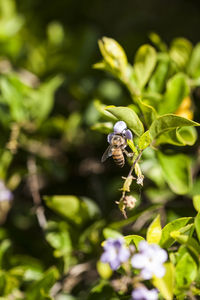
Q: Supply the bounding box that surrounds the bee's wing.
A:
[101,145,113,163]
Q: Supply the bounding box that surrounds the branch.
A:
[27,156,47,229]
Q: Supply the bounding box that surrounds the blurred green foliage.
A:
[0,0,200,299]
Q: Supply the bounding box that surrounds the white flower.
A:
[107,121,133,144]
[114,121,127,134]
[131,241,167,280]
[132,287,158,300]
[101,237,130,270]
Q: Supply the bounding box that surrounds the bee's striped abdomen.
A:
[112,148,124,167]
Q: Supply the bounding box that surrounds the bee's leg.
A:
[123,149,134,158]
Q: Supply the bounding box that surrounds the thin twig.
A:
[127,150,143,178]
[27,156,47,229]
[118,151,143,218]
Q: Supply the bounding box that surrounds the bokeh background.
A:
[1,0,200,298]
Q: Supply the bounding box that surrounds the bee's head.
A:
[112,134,126,146]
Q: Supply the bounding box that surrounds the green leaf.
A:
[177,126,197,145]
[146,215,162,244]
[149,114,200,141]
[105,106,144,136]
[170,232,200,261]
[187,42,200,78]
[10,255,43,281]
[46,222,72,258]
[31,76,63,124]
[26,267,59,300]
[148,53,170,93]
[0,240,11,269]
[134,45,157,89]
[0,75,28,122]
[0,271,20,296]
[124,235,144,249]
[195,213,200,242]
[149,32,167,52]
[98,37,127,73]
[159,73,189,114]
[103,228,122,239]
[152,262,174,300]
[44,195,100,225]
[138,130,152,150]
[193,195,200,212]
[155,126,197,146]
[159,217,193,248]
[175,252,197,288]
[157,152,192,195]
[169,38,192,70]
[96,261,112,280]
[138,100,157,128]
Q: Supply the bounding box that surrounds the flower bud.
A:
[123,195,137,209]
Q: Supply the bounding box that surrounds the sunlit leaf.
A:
[105,106,144,136]
[146,214,162,244]
[159,73,189,114]
[137,99,157,127]
[26,267,59,300]
[175,252,197,288]
[149,114,199,141]
[155,126,197,146]
[169,38,192,70]
[193,195,200,213]
[160,217,193,248]
[195,213,200,242]
[148,53,170,93]
[138,130,152,150]
[44,195,100,225]
[187,42,200,78]
[134,44,157,89]
[170,231,200,260]
[152,262,174,300]
[124,235,144,249]
[96,261,112,280]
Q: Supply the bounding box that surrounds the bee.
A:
[101,134,128,167]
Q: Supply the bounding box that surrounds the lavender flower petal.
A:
[100,237,130,270]
[131,253,147,268]
[131,241,167,280]
[113,121,127,134]
[118,247,130,262]
[132,287,158,300]
[154,265,166,278]
[124,129,133,140]
[107,133,114,144]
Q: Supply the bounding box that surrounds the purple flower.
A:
[100,237,130,270]
[114,121,127,134]
[132,287,158,300]
[0,181,13,202]
[107,121,133,144]
[131,241,167,280]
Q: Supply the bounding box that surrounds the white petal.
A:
[131,253,147,268]
[138,240,149,252]
[140,268,153,280]
[114,121,127,133]
[154,265,166,278]
[156,248,168,263]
